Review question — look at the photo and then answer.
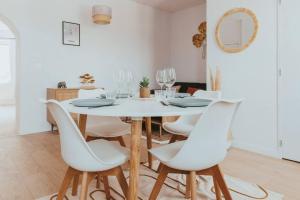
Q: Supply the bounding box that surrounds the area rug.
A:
[37,161,283,200]
[141,130,172,145]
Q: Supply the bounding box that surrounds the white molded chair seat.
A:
[150,139,225,171]
[46,100,129,200]
[86,117,130,138]
[149,100,242,200]
[163,90,222,138]
[87,139,129,171]
[163,116,198,136]
[155,100,241,171]
[78,89,130,139]
[150,141,184,163]
[47,99,129,172]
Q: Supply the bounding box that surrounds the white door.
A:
[279,0,300,161]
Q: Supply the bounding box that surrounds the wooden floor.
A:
[0,132,299,200]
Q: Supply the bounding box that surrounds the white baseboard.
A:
[18,125,51,135]
[232,140,281,159]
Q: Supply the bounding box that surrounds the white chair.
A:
[149,99,242,200]
[163,90,221,142]
[78,89,130,146]
[46,100,129,200]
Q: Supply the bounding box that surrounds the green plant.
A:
[139,77,150,88]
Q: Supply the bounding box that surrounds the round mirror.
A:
[215,8,259,53]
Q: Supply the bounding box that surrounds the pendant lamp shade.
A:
[92,5,112,25]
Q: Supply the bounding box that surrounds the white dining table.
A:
[61,98,205,200]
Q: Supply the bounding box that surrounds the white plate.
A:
[71,99,115,107]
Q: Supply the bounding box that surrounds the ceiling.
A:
[133,0,206,12]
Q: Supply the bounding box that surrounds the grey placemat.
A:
[168,98,212,108]
[71,99,115,107]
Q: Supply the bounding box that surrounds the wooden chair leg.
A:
[57,167,78,200]
[213,175,222,200]
[71,174,80,196]
[79,172,89,200]
[149,165,169,200]
[190,171,197,200]
[103,176,111,200]
[169,135,178,143]
[213,166,232,200]
[145,117,153,168]
[86,136,95,142]
[115,167,129,199]
[79,114,87,138]
[96,174,101,189]
[185,174,191,198]
[117,136,126,147]
[159,125,162,138]
[156,163,163,173]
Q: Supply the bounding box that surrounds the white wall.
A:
[169,4,206,83]
[0,0,170,134]
[207,0,279,157]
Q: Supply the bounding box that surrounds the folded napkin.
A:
[168,98,212,108]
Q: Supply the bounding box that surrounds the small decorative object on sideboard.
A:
[57,81,67,88]
[139,76,150,98]
[80,73,96,90]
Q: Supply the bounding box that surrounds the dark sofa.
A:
[151,82,207,94]
[173,82,206,93]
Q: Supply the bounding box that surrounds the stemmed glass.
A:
[165,68,176,98]
[126,71,134,97]
[114,70,135,98]
[113,70,126,96]
[156,70,166,90]
[165,68,176,89]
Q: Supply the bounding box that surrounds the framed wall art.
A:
[62,21,80,46]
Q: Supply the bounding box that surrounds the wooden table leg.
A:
[190,171,197,200]
[128,118,142,200]
[78,114,87,138]
[145,117,153,168]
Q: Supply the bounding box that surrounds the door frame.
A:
[0,14,21,134]
[277,0,283,159]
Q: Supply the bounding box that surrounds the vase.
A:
[140,87,150,98]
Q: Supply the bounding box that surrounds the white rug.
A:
[38,162,283,200]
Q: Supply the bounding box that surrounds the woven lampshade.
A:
[92,5,112,25]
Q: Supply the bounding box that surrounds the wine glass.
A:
[113,70,126,96]
[126,71,134,97]
[156,70,166,90]
[165,68,176,89]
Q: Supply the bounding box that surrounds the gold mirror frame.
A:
[215,8,259,53]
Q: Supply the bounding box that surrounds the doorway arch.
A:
[0,14,20,134]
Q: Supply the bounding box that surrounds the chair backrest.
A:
[78,88,105,99]
[168,99,242,170]
[175,90,222,125]
[193,90,221,99]
[46,100,104,171]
